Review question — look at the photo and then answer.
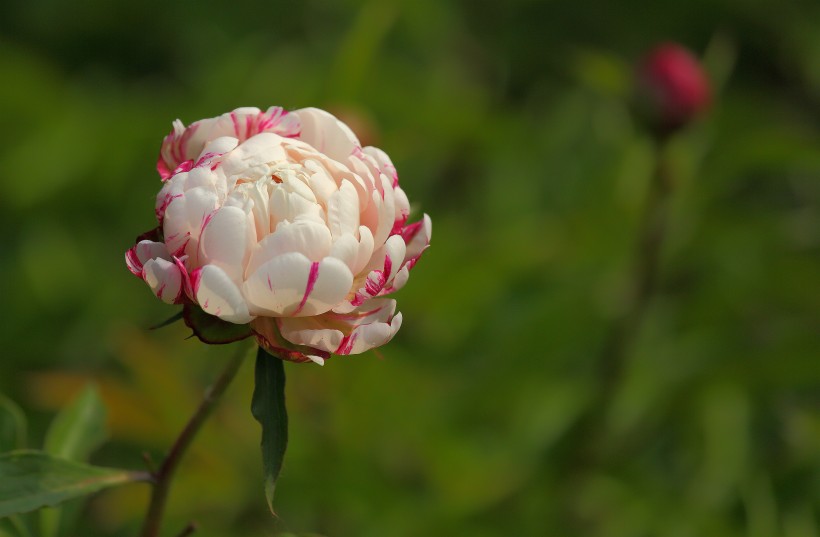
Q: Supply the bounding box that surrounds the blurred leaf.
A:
[183,304,253,344]
[41,385,107,537]
[251,347,288,514]
[0,451,144,517]
[0,393,26,452]
[43,384,107,461]
[0,514,32,537]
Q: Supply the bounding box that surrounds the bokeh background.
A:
[2,0,820,535]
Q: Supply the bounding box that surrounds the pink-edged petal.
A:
[251,317,330,364]
[195,264,254,324]
[279,298,402,355]
[402,213,432,261]
[363,146,399,186]
[162,186,219,260]
[336,234,406,312]
[293,108,361,161]
[243,253,353,317]
[199,205,251,281]
[126,240,170,276]
[158,107,302,176]
[142,258,183,304]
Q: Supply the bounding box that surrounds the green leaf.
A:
[43,384,106,461]
[251,347,288,514]
[41,385,107,537]
[0,451,145,518]
[0,514,32,537]
[0,393,26,452]
[183,304,253,344]
[149,310,184,330]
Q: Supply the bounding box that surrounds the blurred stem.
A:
[597,135,674,412]
[139,343,249,537]
[566,134,676,474]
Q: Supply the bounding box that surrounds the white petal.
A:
[199,206,250,281]
[243,253,353,317]
[198,136,239,160]
[279,298,401,355]
[353,225,375,276]
[195,264,254,324]
[294,108,360,161]
[126,240,171,275]
[162,186,219,260]
[327,179,360,238]
[403,213,433,261]
[363,146,398,184]
[142,258,182,304]
[245,220,332,277]
[328,233,359,271]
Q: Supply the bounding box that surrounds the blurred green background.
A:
[1,0,820,535]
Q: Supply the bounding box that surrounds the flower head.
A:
[635,43,711,134]
[127,107,431,363]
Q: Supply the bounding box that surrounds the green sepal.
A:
[183,304,253,344]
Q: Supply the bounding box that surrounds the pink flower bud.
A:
[636,43,711,134]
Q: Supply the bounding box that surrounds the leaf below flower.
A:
[251,347,288,514]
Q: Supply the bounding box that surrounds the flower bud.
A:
[635,43,711,135]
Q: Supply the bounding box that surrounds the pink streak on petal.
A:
[125,247,143,276]
[291,262,320,316]
[231,112,241,137]
[172,160,194,176]
[174,256,194,300]
[190,267,204,296]
[390,213,409,236]
[335,333,358,355]
[400,220,424,244]
[156,193,183,222]
[157,159,173,180]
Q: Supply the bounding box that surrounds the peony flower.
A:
[126,107,431,364]
[635,43,711,134]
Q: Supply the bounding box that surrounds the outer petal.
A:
[243,252,353,317]
[158,107,300,176]
[126,240,171,276]
[195,264,254,324]
[142,258,183,304]
[401,213,433,262]
[337,234,406,312]
[293,108,361,161]
[279,298,402,355]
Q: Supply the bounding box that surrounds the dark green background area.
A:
[1,0,819,535]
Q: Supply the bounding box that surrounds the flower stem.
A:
[139,343,249,537]
[597,136,674,415]
[565,136,676,469]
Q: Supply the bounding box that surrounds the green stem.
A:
[597,137,674,413]
[139,343,249,537]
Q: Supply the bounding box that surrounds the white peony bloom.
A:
[126,106,431,362]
